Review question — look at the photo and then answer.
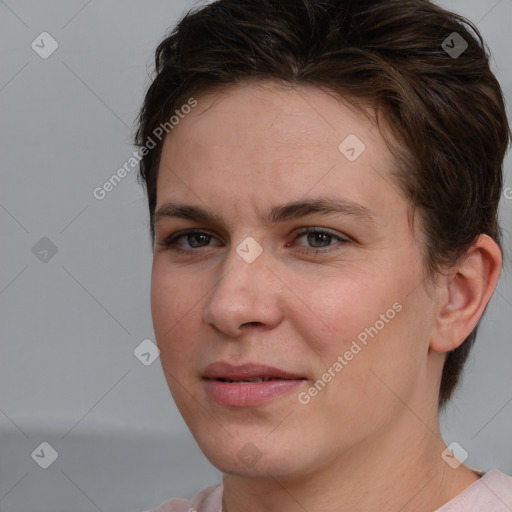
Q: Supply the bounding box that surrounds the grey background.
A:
[0,1,511,511]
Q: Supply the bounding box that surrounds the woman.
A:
[136,0,512,510]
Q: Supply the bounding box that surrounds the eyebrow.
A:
[154,197,377,228]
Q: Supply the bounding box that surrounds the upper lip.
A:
[203,362,305,380]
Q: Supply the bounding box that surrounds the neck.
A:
[221,414,479,512]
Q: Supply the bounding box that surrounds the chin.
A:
[192,429,316,479]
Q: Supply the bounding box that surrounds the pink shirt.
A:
[145,469,512,512]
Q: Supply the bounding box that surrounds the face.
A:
[151,81,439,478]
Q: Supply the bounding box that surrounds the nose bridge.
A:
[219,233,269,293]
[203,236,280,334]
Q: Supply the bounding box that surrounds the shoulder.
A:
[144,484,223,512]
[436,470,512,511]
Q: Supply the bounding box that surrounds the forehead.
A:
[168,81,383,156]
[155,81,411,230]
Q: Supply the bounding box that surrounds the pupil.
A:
[308,232,329,248]
[190,234,209,247]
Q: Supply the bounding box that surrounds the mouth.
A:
[214,377,284,383]
[202,362,307,407]
[202,361,307,382]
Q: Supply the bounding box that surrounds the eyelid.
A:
[290,227,350,253]
[159,226,350,255]
[158,228,221,247]
[293,226,350,241]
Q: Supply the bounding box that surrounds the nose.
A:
[202,241,284,338]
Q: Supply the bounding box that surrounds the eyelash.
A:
[158,227,349,256]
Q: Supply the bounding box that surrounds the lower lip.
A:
[203,379,305,407]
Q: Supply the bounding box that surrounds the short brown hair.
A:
[135,0,510,408]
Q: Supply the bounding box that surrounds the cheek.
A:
[150,267,205,411]
[323,297,430,420]
[150,263,200,363]
[150,267,176,338]
[295,270,422,389]
[151,257,202,325]
[292,271,385,353]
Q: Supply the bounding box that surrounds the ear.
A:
[430,234,502,353]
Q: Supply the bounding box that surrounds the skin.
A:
[150,81,502,512]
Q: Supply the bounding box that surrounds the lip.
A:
[203,361,306,381]
[202,361,307,407]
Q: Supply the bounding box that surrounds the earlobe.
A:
[430,234,502,353]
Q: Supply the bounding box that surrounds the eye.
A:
[158,227,349,256]
[290,227,349,254]
[158,229,221,254]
